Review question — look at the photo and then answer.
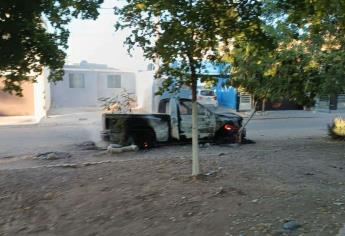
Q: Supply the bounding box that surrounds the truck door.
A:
[178,100,215,139]
[168,98,180,140]
[158,98,180,140]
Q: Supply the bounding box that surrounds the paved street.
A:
[0,109,103,157]
[219,108,344,140]
[0,109,345,236]
[247,115,332,140]
[0,109,344,157]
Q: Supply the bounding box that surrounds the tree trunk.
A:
[191,70,200,176]
[261,98,266,112]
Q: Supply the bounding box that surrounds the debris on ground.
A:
[0,155,14,159]
[205,170,218,176]
[1,137,345,235]
[220,143,240,148]
[214,187,226,196]
[34,152,71,160]
[282,220,302,231]
[337,224,345,236]
[241,138,256,144]
[83,160,113,167]
[108,143,122,148]
[107,144,138,154]
[77,141,99,150]
[200,143,211,148]
[51,163,78,168]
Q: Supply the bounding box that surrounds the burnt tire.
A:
[127,129,157,149]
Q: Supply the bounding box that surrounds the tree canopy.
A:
[281,0,345,95]
[115,0,269,175]
[115,0,270,93]
[0,0,103,95]
[227,0,345,108]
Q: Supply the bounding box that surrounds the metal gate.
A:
[315,95,330,111]
[337,94,345,110]
[239,93,252,111]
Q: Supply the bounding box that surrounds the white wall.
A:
[97,72,136,99]
[136,70,154,113]
[43,69,51,112]
[33,68,51,121]
[51,70,98,107]
[51,70,136,108]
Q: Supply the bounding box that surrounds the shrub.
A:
[98,89,136,113]
[328,117,345,140]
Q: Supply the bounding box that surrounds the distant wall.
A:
[97,72,136,99]
[51,70,98,107]
[0,79,35,116]
[43,68,51,113]
[136,70,154,113]
[33,68,51,120]
[51,70,136,108]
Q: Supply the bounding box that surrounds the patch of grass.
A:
[328,117,345,140]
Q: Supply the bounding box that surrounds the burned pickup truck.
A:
[101,98,245,149]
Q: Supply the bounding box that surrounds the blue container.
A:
[160,61,237,109]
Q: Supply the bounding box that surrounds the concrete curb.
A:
[0,116,40,127]
[250,116,318,120]
[216,107,345,121]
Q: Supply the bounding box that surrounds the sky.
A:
[66,0,148,72]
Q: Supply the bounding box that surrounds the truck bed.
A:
[102,113,171,145]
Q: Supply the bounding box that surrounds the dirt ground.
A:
[0,137,345,236]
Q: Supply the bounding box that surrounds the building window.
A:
[69,73,85,88]
[107,75,121,88]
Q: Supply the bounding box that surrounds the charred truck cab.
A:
[101,98,245,149]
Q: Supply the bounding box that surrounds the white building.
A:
[136,67,155,113]
[0,68,51,122]
[51,61,136,108]
[135,63,164,113]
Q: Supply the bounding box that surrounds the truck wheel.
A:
[142,130,157,149]
[128,129,157,149]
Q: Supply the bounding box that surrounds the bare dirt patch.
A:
[0,137,344,236]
